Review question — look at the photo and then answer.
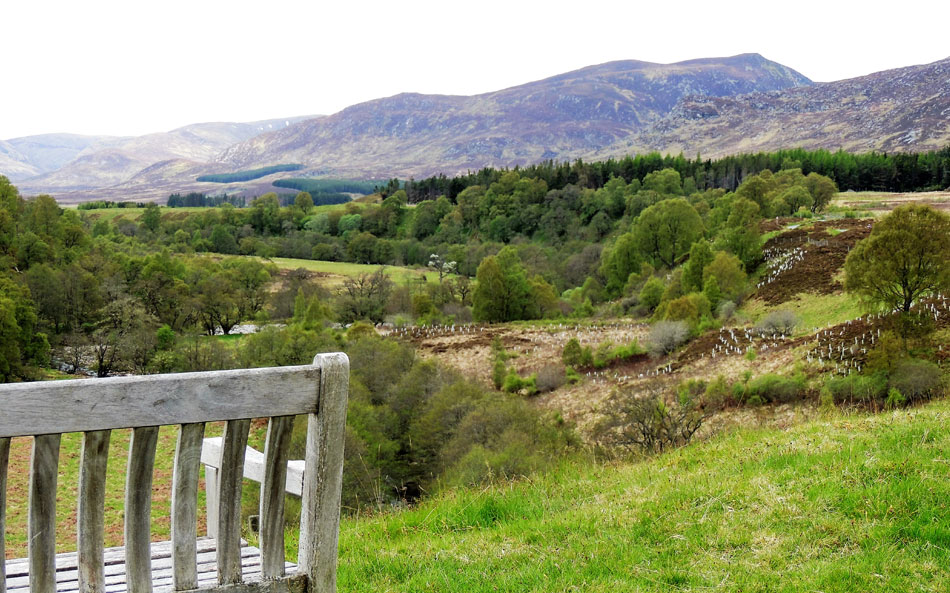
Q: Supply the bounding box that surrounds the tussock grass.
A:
[338,400,950,592]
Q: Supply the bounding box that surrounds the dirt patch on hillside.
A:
[753,218,871,305]
[388,322,650,384]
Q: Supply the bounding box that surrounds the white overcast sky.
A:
[4,0,949,139]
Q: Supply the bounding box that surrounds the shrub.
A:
[746,373,807,404]
[535,364,566,393]
[562,337,593,368]
[703,375,732,409]
[502,370,537,396]
[593,389,708,454]
[717,300,737,320]
[825,373,888,405]
[648,320,689,357]
[639,276,665,312]
[889,358,943,402]
[755,310,799,336]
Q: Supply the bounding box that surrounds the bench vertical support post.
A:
[29,433,61,593]
[299,353,349,593]
[78,430,111,593]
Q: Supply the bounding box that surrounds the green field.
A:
[337,400,950,592]
[261,256,448,286]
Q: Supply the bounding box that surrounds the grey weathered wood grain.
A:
[0,366,320,437]
[298,353,349,593]
[201,439,305,497]
[78,430,112,593]
[0,437,9,593]
[260,416,294,579]
[6,539,297,593]
[30,433,61,593]
[217,419,251,586]
[125,427,159,593]
[171,423,205,591]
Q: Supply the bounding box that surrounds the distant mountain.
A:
[218,53,811,178]
[6,133,122,176]
[608,57,950,159]
[0,139,41,181]
[10,117,314,194]
[6,53,950,203]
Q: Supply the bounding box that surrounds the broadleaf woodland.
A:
[2,144,950,511]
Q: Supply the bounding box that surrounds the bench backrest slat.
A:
[78,429,111,593]
[171,422,205,591]
[125,426,159,593]
[216,419,251,586]
[0,437,8,593]
[0,365,320,437]
[260,416,295,579]
[29,434,61,593]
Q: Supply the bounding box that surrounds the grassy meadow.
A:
[337,400,950,592]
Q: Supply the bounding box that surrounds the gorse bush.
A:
[755,310,799,336]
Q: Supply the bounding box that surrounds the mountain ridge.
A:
[5,54,949,202]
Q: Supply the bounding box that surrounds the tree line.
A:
[398,145,950,202]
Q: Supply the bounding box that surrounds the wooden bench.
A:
[0,353,349,593]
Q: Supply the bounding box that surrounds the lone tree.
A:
[845,204,950,313]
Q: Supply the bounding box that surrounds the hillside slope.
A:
[611,56,950,159]
[11,117,314,193]
[218,53,810,178]
[338,400,950,592]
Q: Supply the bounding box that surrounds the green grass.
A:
[260,256,449,286]
[337,400,950,592]
[741,292,865,334]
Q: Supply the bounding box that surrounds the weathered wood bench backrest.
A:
[0,352,349,593]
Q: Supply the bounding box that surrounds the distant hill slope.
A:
[0,139,41,181]
[608,57,950,159]
[10,117,314,193]
[218,53,811,178]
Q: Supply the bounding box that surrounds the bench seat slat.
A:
[5,540,297,593]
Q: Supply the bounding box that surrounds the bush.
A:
[639,276,665,312]
[648,320,689,357]
[535,364,566,393]
[755,310,799,336]
[717,300,736,321]
[562,337,593,368]
[502,370,537,395]
[746,373,807,404]
[889,358,943,402]
[825,373,888,405]
[593,389,708,454]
